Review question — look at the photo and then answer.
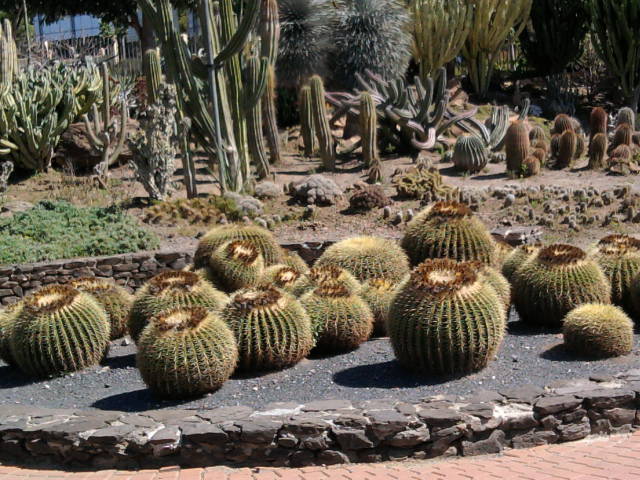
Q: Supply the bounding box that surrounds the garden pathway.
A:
[1,431,638,479]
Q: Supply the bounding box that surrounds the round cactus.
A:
[493,240,514,268]
[281,250,309,274]
[590,107,608,137]
[11,285,110,378]
[529,125,547,143]
[502,244,540,282]
[471,262,511,313]
[616,107,636,130]
[612,123,633,150]
[556,129,577,169]
[260,265,303,293]
[562,304,633,358]
[592,235,640,316]
[552,114,574,134]
[0,302,22,366]
[128,271,229,343]
[360,278,399,336]
[137,307,238,398]
[588,132,608,169]
[531,148,547,166]
[291,265,362,297]
[401,201,496,266]
[69,278,133,340]
[315,236,410,283]
[388,259,506,375]
[221,287,314,371]
[194,224,283,268]
[300,282,374,352]
[505,120,530,173]
[513,245,611,327]
[523,156,541,176]
[208,241,265,293]
[452,135,489,173]
[550,133,561,158]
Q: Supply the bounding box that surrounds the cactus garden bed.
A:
[1,311,639,412]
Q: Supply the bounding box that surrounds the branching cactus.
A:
[129,84,178,201]
[462,0,533,98]
[411,0,472,80]
[82,63,129,184]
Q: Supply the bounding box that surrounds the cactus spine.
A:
[82,62,129,182]
[505,121,530,174]
[309,76,335,171]
[360,91,379,167]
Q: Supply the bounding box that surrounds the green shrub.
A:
[0,201,159,265]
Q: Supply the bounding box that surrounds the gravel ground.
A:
[2,311,639,412]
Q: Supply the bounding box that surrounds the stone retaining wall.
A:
[0,241,335,306]
[1,371,639,470]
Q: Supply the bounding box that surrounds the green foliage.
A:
[563,304,634,358]
[388,259,506,375]
[0,201,159,266]
[137,307,238,399]
[11,285,110,378]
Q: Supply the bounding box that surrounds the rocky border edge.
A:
[1,370,639,470]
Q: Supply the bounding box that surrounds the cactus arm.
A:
[214,0,261,67]
[109,98,129,166]
[82,112,104,150]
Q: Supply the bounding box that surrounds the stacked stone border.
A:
[1,371,639,469]
[0,240,336,306]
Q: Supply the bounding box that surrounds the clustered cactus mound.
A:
[513,245,611,327]
[300,281,374,352]
[208,241,265,293]
[128,271,229,343]
[194,225,283,269]
[315,236,410,283]
[402,202,496,266]
[562,304,634,358]
[69,277,133,340]
[291,265,362,297]
[221,287,314,371]
[592,235,640,317]
[0,302,22,365]
[137,307,238,398]
[11,285,110,378]
[502,244,540,282]
[388,259,506,375]
[360,278,399,336]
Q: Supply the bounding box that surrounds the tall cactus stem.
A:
[360,91,378,167]
[309,75,335,171]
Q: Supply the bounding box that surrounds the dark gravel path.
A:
[2,312,639,412]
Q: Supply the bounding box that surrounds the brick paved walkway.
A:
[1,431,639,480]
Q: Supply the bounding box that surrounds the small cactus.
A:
[529,125,547,143]
[562,304,633,358]
[616,107,636,130]
[505,121,530,174]
[588,132,608,169]
[611,123,633,151]
[523,156,541,176]
[552,113,574,134]
[137,307,238,398]
[452,135,489,174]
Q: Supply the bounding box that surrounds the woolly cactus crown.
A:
[411,259,478,295]
[147,271,201,294]
[537,244,587,265]
[151,306,210,333]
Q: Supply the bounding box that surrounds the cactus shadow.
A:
[91,389,186,412]
[102,353,136,370]
[0,365,37,388]
[539,343,615,363]
[332,360,463,389]
[507,319,561,337]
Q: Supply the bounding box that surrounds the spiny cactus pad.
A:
[194,224,283,268]
[291,265,362,297]
[208,241,265,293]
[315,236,410,283]
[221,287,314,371]
[388,259,506,376]
[401,202,496,266]
[502,244,541,282]
[300,283,374,352]
[128,271,229,343]
[137,307,238,398]
[513,245,611,327]
[562,304,633,358]
[69,277,133,340]
[11,285,110,378]
[594,235,640,317]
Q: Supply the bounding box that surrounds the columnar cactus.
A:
[309,76,335,171]
[315,236,410,283]
[263,65,282,166]
[11,285,110,378]
[300,85,316,156]
[128,271,229,343]
[0,19,17,94]
[513,244,611,327]
[556,129,577,169]
[221,287,314,371]
[137,307,238,398]
[505,121,530,174]
[69,277,133,340]
[612,123,633,151]
[563,304,634,358]
[452,135,489,173]
[194,224,283,269]
[590,107,608,139]
[462,0,533,98]
[616,107,636,130]
[300,282,374,352]
[360,91,379,167]
[411,0,472,79]
[402,201,496,266]
[208,240,265,293]
[588,133,608,169]
[388,259,506,375]
[552,114,575,135]
[143,49,163,105]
